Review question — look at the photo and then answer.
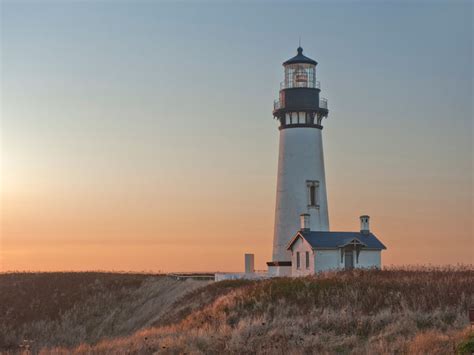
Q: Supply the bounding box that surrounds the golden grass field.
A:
[1,267,473,354]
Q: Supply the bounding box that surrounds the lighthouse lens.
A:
[285,64,315,89]
[295,69,308,85]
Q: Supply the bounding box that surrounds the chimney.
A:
[300,213,310,231]
[244,253,255,274]
[360,215,370,234]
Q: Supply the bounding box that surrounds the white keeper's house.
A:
[286,214,386,276]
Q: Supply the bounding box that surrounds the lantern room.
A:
[273,46,328,129]
[282,47,318,89]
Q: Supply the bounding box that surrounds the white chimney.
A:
[300,213,310,231]
[360,215,370,234]
[244,253,255,274]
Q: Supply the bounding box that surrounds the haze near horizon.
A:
[1,1,472,272]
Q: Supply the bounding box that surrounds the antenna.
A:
[299,36,301,47]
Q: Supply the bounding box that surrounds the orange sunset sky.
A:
[1,1,472,272]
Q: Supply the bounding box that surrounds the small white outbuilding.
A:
[286,215,386,275]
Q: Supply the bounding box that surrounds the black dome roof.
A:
[283,47,317,66]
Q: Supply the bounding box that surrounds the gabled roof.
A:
[287,231,387,251]
[283,47,318,66]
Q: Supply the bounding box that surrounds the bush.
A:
[457,332,474,355]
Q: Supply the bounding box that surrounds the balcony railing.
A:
[319,98,328,109]
[273,98,328,111]
[280,80,320,90]
[274,99,281,110]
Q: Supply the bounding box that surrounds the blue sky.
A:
[1,1,472,271]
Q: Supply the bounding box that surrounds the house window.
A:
[296,252,300,269]
[305,251,310,268]
[306,180,320,208]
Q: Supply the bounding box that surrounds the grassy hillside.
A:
[1,268,473,354]
[0,272,210,352]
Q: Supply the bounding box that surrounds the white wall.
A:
[272,127,330,263]
[290,237,314,276]
[215,273,268,281]
[268,265,292,277]
[314,249,381,272]
[315,250,341,272]
[357,250,381,269]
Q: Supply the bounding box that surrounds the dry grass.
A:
[38,266,474,354]
[0,272,210,353]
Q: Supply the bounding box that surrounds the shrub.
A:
[457,332,474,355]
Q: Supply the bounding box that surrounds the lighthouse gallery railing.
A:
[273,98,328,111]
[280,80,320,90]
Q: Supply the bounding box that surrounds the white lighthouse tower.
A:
[267,47,330,276]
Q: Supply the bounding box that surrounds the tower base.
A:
[267,261,292,277]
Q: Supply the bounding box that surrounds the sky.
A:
[0,0,472,272]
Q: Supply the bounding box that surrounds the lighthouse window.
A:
[298,112,306,124]
[291,112,297,124]
[310,186,316,206]
[294,68,308,87]
[285,64,316,89]
[307,180,320,208]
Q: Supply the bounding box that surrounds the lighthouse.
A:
[267,47,330,277]
[215,46,386,282]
